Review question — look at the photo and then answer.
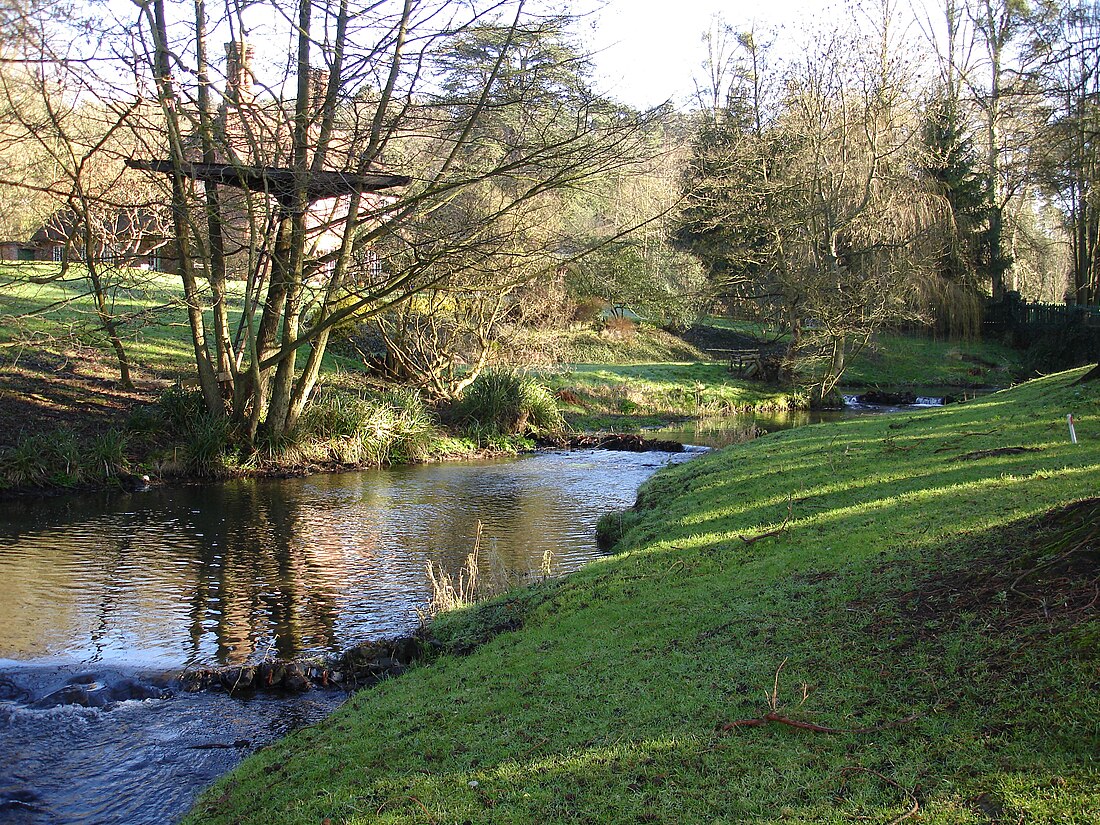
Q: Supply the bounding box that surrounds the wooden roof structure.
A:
[126,159,410,206]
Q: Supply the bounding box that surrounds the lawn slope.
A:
[187,369,1100,824]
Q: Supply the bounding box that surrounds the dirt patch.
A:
[0,348,164,450]
[857,498,1100,648]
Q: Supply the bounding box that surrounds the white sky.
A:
[584,0,938,109]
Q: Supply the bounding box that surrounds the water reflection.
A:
[0,449,694,670]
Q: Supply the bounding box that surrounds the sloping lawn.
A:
[186,368,1100,824]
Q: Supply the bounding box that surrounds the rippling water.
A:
[0,447,699,824]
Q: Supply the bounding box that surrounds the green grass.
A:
[184,369,1100,825]
[0,261,201,373]
[515,323,706,365]
[694,317,1024,391]
[550,362,807,430]
[843,332,1022,389]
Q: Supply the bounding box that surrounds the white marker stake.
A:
[1068,413,1078,444]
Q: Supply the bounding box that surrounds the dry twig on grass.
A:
[721,659,921,735]
[739,496,793,545]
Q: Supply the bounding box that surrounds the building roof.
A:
[125,160,410,206]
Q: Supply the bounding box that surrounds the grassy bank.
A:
[692,318,1023,391]
[185,368,1099,824]
[843,333,1022,389]
[550,363,808,431]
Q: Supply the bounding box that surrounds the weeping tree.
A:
[118,0,652,444]
[919,94,989,338]
[678,4,941,401]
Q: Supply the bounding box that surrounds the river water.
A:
[0,447,701,825]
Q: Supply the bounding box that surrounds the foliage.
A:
[1029,0,1100,306]
[186,368,1100,825]
[918,96,990,338]
[676,16,941,401]
[455,369,564,436]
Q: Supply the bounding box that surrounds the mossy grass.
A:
[185,368,1100,824]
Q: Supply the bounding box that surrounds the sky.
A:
[585,0,834,108]
[583,0,938,110]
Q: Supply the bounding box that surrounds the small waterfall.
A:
[914,396,945,407]
[842,395,861,406]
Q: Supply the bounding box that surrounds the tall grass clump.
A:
[421,521,556,622]
[456,369,564,436]
[155,387,232,475]
[0,433,52,488]
[0,427,128,489]
[87,429,129,480]
[297,386,436,466]
[423,522,484,620]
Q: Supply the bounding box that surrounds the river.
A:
[0,447,702,824]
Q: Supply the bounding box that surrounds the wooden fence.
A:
[984,293,1100,364]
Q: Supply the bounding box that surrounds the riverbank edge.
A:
[0,429,702,503]
[183,367,1100,825]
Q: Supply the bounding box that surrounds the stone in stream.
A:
[28,674,170,709]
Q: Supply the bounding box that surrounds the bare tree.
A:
[0,9,170,386]
[110,0,655,443]
[1030,0,1100,306]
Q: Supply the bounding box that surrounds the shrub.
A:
[573,296,608,325]
[456,369,565,435]
[604,313,636,341]
[297,386,437,467]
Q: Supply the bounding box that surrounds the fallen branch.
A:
[932,429,1000,453]
[740,497,793,545]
